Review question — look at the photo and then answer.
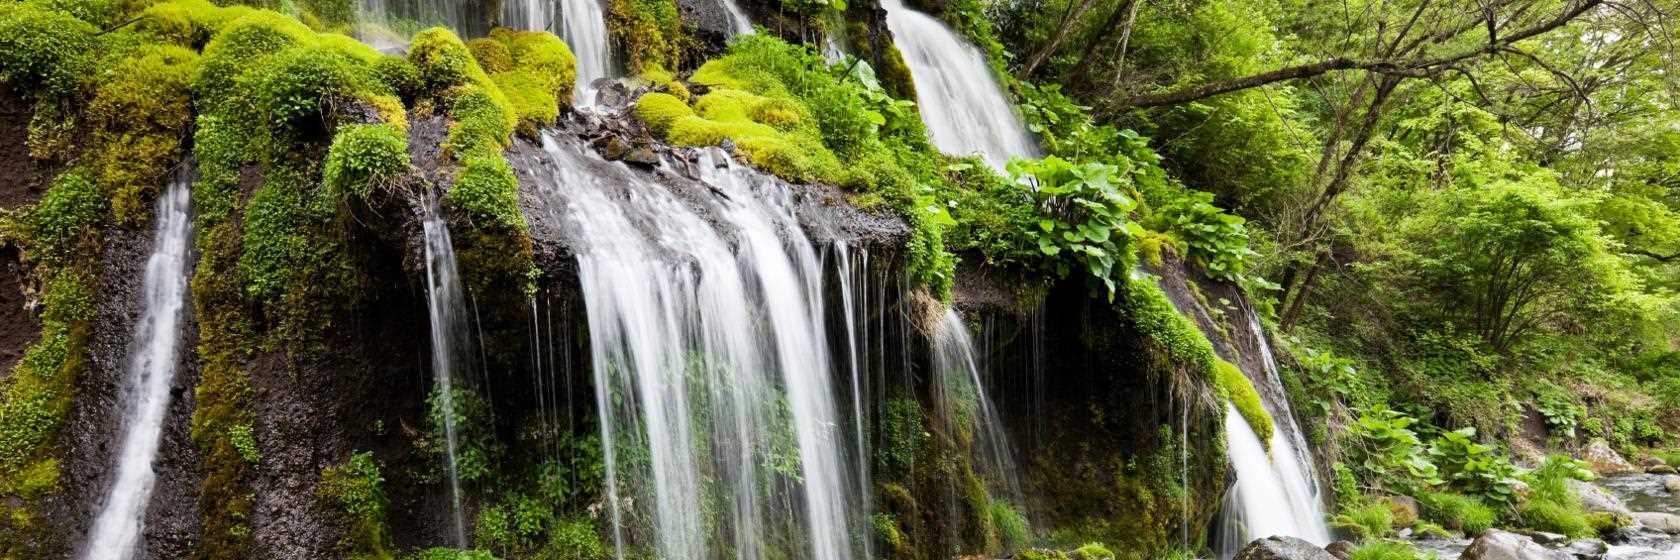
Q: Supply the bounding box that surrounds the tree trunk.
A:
[1279,251,1328,332]
[1066,0,1135,86]
[1020,0,1103,79]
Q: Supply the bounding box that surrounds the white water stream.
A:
[880,0,1037,170]
[420,194,470,548]
[522,133,862,560]
[82,176,194,560]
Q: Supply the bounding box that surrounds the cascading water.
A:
[1213,310,1330,558]
[420,194,469,548]
[930,309,1024,507]
[520,133,861,560]
[880,0,1037,170]
[502,0,613,105]
[358,0,475,37]
[81,176,194,560]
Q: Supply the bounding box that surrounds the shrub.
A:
[320,451,394,559]
[324,123,410,200]
[1416,491,1496,535]
[989,500,1029,552]
[1005,156,1140,298]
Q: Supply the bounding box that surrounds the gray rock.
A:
[1570,479,1634,517]
[1530,531,1567,545]
[1646,465,1677,475]
[1325,540,1357,560]
[1581,440,1638,475]
[1632,511,1680,534]
[1562,539,1608,560]
[1635,456,1666,468]
[1234,536,1338,560]
[1665,475,1680,494]
[1460,529,1572,560]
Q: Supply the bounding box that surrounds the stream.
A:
[1405,473,1680,560]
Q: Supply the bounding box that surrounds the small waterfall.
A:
[834,242,873,560]
[1214,310,1330,558]
[521,133,861,560]
[880,0,1037,170]
[420,194,469,548]
[503,0,614,105]
[82,176,194,560]
[358,0,475,36]
[930,309,1024,507]
[722,0,753,36]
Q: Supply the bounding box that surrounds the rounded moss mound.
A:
[468,37,513,73]
[324,123,410,200]
[1214,358,1273,444]
[408,27,487,94]
[0,3,97,101]
[635,92,693,134]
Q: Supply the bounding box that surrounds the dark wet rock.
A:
[1571,479,1633,517]
[0,241,38,377]
[1529,531,1567,545]
[623,143,661,167]
[1561,539,1607,560]
[1581,440,1638,475]
[1460,529,1572,560]
[1632,511,1680,533]
[1325,540,1357,560]
[1233,536,1337,560]
[0,90,72,211]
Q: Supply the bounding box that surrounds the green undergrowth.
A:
[321,451,397,560]
[607,0,688,73]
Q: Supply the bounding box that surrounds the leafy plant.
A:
[1427,428,1522,505]
[1147,188,1257,282]
[1348,406,1440,491]
[1007,156,1140,298]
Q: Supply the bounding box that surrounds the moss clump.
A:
[634,92,693,134]
[320,451,395,559]
[1073,543,1115,560]
[324,123,410,200]
[409,27,495,95]
[1214,358,1273,445]
[607,0,688,73]
[86,44,200,224]
[468,37,513,73]
[0,3,96,103]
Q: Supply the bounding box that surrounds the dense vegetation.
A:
[0,0,1675,559]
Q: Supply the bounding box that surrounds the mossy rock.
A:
[1214,358,1272,445]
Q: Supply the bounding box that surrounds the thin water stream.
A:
[420,194,470,548]
[82,176,194,560]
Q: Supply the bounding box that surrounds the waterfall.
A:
[82,175,194,560]
[520,133,861,560]
[1214,310,1330,558]
[420,194,469,548]
[358,0,475,36]
[930,309,1024,507]
[834,242,874,560]
[503,0,613,105]
[880,0,1037,170]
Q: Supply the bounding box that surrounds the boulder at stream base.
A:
[1665,475,1680,494]
[1324,540,1357,560]
[1569,479,1633,517]
[1460,530,1572,560]
[1581,440,1638,475]
[1632,512,1680,534]
[1234,536,1337,560]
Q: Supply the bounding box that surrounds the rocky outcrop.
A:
[1580,440,1637,475]
[1324,540,1357,560]
[1233,536,1337,560]
[1460,530,1571,560]
[1569,479,1632,517]
[1632,512,1680,534]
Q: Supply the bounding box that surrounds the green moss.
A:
[86,44,200,224]
[607,0,688,72]
[634,92,693,135]
[1332,500,1395,541]
[468,37,513,73]
[324,123,410,200]
[409,27,493,95]
[0,3,97,102]
[1073,543,1115,560]
[450,155,524,231]
[444,84,516,156]
[321,451,395,560]
[1214,358,1273,446]
[1585,511,1632,534]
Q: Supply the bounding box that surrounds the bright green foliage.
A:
[989,500,1030,552]
[479,28,578,130]
[1144,188,1256,282]
[1512,455,1595,538]
[607,0,687,72]
[411,549,502,560]
[409,27,493,95]
[1072,542,1115,560]
[1004,156,1139,298]
[1347,406,1440,492]
[1415,491,1496,535]
[1213,359,1271,445]
[635,91,693,134]
[468,37,513,73]
[85,44,200,224]
[1427,428,1522,506]
[321,451,395,560]
[1516,499,1591,539]
[1347,540,1425,560]
[0,3,96,102]
[324,123,411,200]
[1332,500,1394,541]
